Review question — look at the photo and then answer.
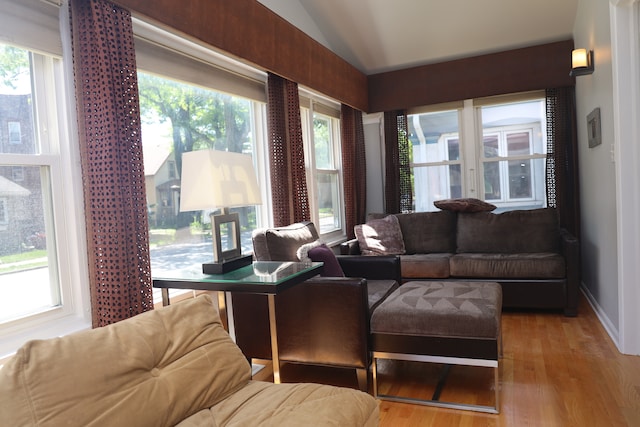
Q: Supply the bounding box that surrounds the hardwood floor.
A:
[252,293,640,426]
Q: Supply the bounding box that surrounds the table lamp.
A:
[180,150,262,274]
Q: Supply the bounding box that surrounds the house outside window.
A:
[407,93,547,212]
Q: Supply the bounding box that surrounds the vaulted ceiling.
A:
[258,0,579,75]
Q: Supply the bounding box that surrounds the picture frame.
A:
[587,107,602,148]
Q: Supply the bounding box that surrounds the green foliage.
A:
[0,44,30,91]
[137,72,252,174]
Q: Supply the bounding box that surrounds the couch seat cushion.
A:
[0,295,251,427]
[400,253,452,279]
[371,281,502,339]
[367,279,400,312]
[450,253,566,279]
[178,380,378,427]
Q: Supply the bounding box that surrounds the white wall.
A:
[573,0,619,333]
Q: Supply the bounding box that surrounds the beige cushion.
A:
[0,295,251,427]
[434,197,497,212]
[355,215,406,255]
[177,380,379,427]
[254,221,320,261]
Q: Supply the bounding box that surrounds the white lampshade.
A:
[179,150,262,212]
[571,48,589,68]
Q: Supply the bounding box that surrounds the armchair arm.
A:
[337,255,402,283]
[560,228,580,316]
[340,238,361,255]
[231,277,370,369]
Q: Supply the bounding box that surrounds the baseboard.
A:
[580,285,620,350]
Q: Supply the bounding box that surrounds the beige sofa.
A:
[0,295,379,427]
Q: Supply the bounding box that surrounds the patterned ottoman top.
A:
[370,281,502,339]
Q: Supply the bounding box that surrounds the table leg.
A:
[267,294,281,384]
[161,288,170,306]
[217,291,228,331]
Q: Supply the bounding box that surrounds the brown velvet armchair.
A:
[231,222,401,391]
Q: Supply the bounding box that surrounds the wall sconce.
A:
[570,48,594,77]
[180,150,262,274]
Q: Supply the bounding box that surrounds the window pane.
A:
[414,164,461,211]
[316,172,340,233]
[483,134,499,158]
[0,166,58,323]
[509,159,532,198]
[483,161,502,200]
[507,131,532,156]
[137,72,262,286]
[313,114,331,169]
[409,110,460,163]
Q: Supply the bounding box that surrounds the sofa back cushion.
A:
[0,295,251,427]
[367,211,456,254]
[254,221,320,261]
[456,208,561,253]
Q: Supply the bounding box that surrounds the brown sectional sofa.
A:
[341,208,580,316]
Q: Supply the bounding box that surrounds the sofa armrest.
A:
[340,238,361,255]
[560,228,580,316]
[337,255,401,283]
[231,277,370,369]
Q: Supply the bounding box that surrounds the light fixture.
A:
[570,48,594,77]
[180,150,262,274]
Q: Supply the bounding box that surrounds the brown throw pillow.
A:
[354,215,406,255]
[434,198,497,213]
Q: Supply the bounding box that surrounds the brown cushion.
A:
[399,253,452,279]
[355,215,406,255]
[370,281,502,339]
[456,208,560,253]
[450,253,566,279]
[434,198,496,212]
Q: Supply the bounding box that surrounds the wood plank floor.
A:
[252,293,640,426]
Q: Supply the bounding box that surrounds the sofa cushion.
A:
[399,253,452,279]
[456,208,561,253]
[355,214,406,255]
[450,253,566,279]
[0,295,251,427]
[434,197,497,212]
[179,380,379,427]
[367,211,456,254]
[257,221,320,261]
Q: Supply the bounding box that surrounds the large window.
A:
[133,21,270,304]
[0,17,90,359]
[300,97,344,240]
[408,94,547,212]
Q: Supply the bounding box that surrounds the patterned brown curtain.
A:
[384,110,412,213]
[546,87,581,238]
[266,73,310,226]
[70,0,152,327]
[341,105,366,238]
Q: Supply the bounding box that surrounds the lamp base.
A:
[202,254,253,275]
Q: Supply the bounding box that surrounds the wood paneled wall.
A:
[111,0,369,111]
[368,40,575,112]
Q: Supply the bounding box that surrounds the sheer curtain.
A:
[70,0,152,327]
[341,105,366,238]
[266,73,310,226]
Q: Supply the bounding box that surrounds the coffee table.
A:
[152,261,323,384]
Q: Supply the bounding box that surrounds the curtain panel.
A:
[546,87,581,238]
[70,0,153,327]
[383,110,412,214]
[340,105,366,238]
[266,73,310,226]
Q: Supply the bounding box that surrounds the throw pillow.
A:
[354,215,406,256]
[297,240,345,277]
[434,198,497,213]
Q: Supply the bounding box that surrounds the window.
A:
[407,94,547,212]
[300,97,344,240]
[8,121,21,144]
[133,20,269,304]
[0,37,89,357]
